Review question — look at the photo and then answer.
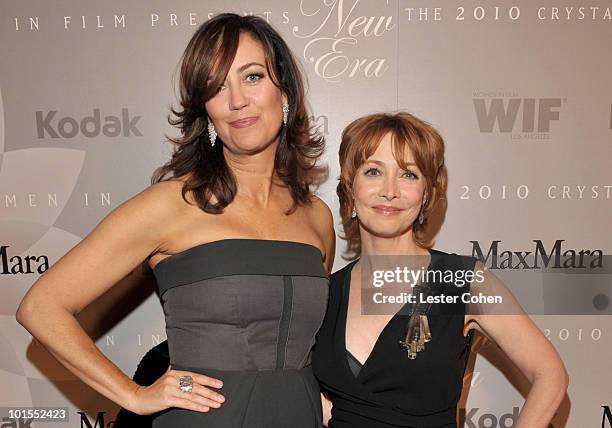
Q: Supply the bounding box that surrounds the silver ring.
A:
[178,375,193,393]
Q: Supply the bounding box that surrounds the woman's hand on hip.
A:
[129,366,225,415]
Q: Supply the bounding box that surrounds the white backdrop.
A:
[1,1,611,426]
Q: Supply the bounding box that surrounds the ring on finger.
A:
[178,375,193,393]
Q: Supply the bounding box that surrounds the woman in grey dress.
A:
[16,13,334,427]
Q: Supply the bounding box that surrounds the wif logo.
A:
[36,108,142,139]
[473,93,565,141]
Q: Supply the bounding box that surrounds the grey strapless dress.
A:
[151,239,329,427]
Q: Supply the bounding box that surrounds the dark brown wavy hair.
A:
[337,112,447,258]
[151,13,325,214]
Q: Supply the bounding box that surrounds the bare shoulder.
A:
[140,179,190,209]
[16,178,194,315]
[123,180,185,220]
[306,194,334,231]
[305,194,336,271]
[102,179,191,250]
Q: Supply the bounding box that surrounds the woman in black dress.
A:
[312,112,568,427]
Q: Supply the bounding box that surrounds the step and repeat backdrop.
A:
[1,0,611,426]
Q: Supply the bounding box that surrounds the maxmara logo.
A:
[1,245,49,274]
[470,240,603,269]
[602,405,612,428]
[36,108,142,139]
[78,411,112,428]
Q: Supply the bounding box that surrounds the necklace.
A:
[398,281,433,359]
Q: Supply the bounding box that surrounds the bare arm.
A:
[468,261,569,427]
[311,195,336,273]
[311,195,335,426]
[15,181,224,415]
[321,392,332,426]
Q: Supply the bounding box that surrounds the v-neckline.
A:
[341,249,435,381]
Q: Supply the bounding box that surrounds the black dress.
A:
[150,239,329,427]
[312,249,477,427]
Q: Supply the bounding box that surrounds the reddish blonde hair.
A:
[337,112,447,258]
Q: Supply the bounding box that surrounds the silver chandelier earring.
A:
[282,102,289,126]
[207,120,217,147]
[351,206,357,219]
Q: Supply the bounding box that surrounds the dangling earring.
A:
[418,196,427,224]
[207,119,217,147]
[282,102,289,126]
[351,206,357,219]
